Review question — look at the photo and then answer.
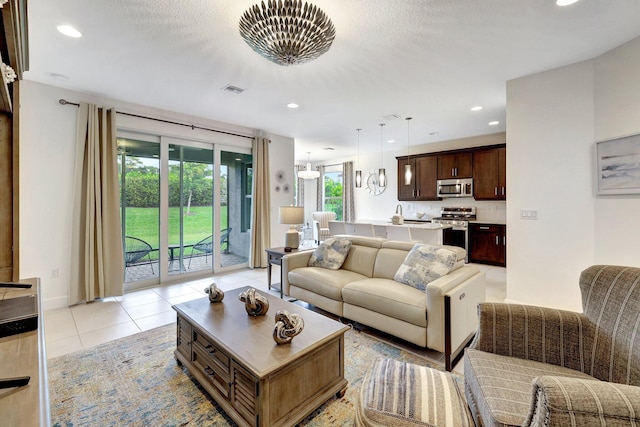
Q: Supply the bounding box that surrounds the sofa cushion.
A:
[394,244,457,291]
[464,349,597,427]
[342,278,427,327]
[288,267,367,300]
[308,237,352,270]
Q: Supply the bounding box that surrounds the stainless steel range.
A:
[431,207,476,261]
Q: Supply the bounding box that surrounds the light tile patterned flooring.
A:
[44,264,506,367]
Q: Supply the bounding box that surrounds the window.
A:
[323,166,343,221]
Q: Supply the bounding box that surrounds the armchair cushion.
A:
[464,349,596,427]
[524,376,640,427]
[394,244,457,291]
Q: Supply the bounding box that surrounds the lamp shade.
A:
[298,162,320,179]
[279,206,304,225]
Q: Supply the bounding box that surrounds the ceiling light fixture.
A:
[287,103,299,109]
[470,106,483,111]
[405,117,413,186]
[239,1,336,66]
[378,123,386,188]
[355,129,362,188]
[298,152,320,180]
[556,0,579,6]
[488,121,500,126]
[57,25,82,38]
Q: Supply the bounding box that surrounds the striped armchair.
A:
[465,265,640,427]
[312,211,336,243]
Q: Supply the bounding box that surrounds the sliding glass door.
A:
[167,143,214,275]
[118,134,252,288]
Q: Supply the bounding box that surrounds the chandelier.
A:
[239,0,336,66]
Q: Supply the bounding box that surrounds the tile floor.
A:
[44,263,506,366]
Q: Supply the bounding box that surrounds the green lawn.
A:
[124,206,227,256]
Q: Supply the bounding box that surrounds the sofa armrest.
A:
[523,376,640,427]
[470,303,595,372]
[424,266,485,357]
[281,250,314,296]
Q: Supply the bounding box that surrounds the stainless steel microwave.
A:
[437,178,473,198]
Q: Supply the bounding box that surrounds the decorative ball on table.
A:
[238,288,269,316]
[273,309,305,345]
[204,282,224,303]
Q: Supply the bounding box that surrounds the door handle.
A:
[495,236,499,245]
[494,187,498,196]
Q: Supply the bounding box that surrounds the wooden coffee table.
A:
[172,286,349,427]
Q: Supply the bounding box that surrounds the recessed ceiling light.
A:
[556,0,579,6]
[429,131,439,136]
[324,147,334,151]
[57,25,82,38]
[470,106,483,111]
[50,73,68,81]
[387,139,395,144]
[488,121,500,126]
[221,84,245,94]
[287,103,299,109]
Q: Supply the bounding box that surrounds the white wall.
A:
[593,37,640,266]
[19,81,293,309]
[506,36,640,311]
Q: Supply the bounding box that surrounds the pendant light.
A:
[298,152,320,179]
[404,117,413,186]
[355,128,362,188]
[378,123,386,187]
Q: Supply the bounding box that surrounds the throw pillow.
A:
[394,244,457,291]
[307,238,352,270]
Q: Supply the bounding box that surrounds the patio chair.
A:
[124,236,154,274]
[187,228,231,268]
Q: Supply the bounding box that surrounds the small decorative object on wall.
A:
[273,309,305,344]
[275,170,286,183]
[204,283,224,303]
[596,133,640,195]
[366,171,385,196]
[238,288,269,316]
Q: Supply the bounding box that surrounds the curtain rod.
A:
[58,99,254,140]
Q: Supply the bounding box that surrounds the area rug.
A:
[48,323,445,426]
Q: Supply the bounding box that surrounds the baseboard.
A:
[43,295,69,310]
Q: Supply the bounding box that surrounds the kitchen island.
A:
[342,219,450,244]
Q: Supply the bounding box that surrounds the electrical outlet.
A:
[51,268,59,278]
[520,209,538,220]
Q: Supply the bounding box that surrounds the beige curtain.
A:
[249,137,271,268]
[70,103,124,305]
[343,161,355,223]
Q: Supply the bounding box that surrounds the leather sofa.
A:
[281,235,486,370]
[465,265,640,426]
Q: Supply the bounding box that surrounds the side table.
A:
[265,246,313,298]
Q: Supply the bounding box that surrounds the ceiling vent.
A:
[221,84,245,94]
[383,114,400,121]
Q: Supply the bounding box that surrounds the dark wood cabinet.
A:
[473,146,506,200]
[437,152,472,179]
[397,155,438,201]
[469,223,506,267]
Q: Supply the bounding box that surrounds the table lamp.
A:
[279,206,304,249]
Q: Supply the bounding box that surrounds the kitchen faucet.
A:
[395,204,403,216]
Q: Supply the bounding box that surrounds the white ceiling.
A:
[25,0,640,162]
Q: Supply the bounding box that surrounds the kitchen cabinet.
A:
[473,146,506,200]
[469,223,506,267]
[437,152,472,179]
[397,155,438,201]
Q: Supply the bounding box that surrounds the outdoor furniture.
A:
[124,236,155,274]
[187,228,231,268]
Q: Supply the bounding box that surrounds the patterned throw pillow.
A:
[394,244,457,291]
[307,238,352,270]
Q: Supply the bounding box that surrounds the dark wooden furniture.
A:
[266,247,313,298]
[397,155,439,201]
[469,223,506,267]
[473,146,506,200]
[173,287,349,427]
[437,152,473,179]
[0,277,50,427]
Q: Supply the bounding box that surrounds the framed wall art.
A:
[596,133,640,195]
